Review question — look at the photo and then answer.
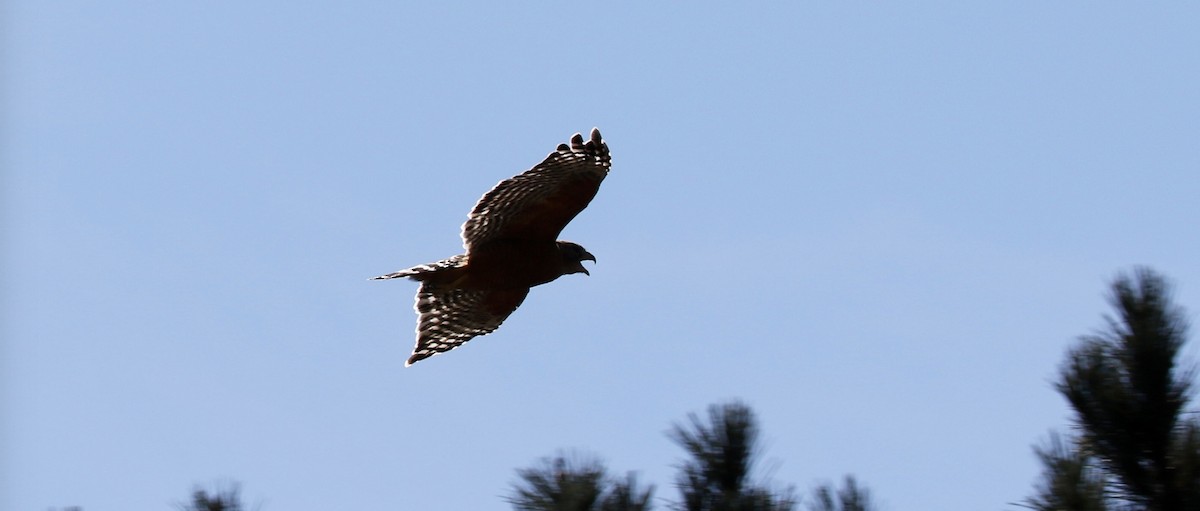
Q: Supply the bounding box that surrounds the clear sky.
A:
[4,2,1199,510]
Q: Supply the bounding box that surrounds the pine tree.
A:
[510,402,879,511]
[508,453,654,511]
[1024,268,1200,510]
[178,483,244,511]
[668,401,797,511]
[807,476,875,511]
[1022,433,1109,511]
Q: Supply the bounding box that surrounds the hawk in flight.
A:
[374,128,610,366]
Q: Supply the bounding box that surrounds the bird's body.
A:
[374,128,609,366]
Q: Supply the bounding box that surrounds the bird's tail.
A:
[371,254,468,281]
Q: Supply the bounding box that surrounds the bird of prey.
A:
[374,128,610,366]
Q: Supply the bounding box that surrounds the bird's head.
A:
[557,241,596,276]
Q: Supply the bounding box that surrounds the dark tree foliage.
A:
[807,476,875,511]
[1024,268,1200,511]
[601,473,657,511]
[508,453,654,511]
[511,402,877,511]
[1022,434,1109,511]
[178,483,244,511]
[668,401,797,511]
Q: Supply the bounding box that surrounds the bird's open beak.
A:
[579,251,596,276]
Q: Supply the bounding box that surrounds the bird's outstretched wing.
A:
[405,285,530,366]
[460,128,610,251]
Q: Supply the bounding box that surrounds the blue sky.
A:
[4,2,1199,510]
